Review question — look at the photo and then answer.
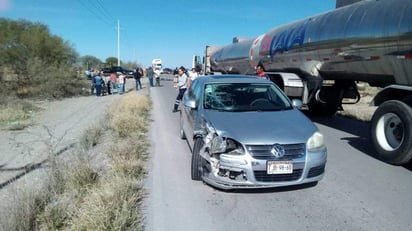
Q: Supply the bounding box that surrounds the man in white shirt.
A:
[189,68,198,81]
[154,68,161,86]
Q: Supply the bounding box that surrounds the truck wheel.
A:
[307,86,341,116]
[370,100,412,165]
[179,112,186,140]
[191,138,204,180]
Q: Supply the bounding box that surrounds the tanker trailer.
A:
[205,0,412,165]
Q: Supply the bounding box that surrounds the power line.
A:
[95,0,116,22]
[77,0,115,27]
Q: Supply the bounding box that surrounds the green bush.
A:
[0,18,89,99]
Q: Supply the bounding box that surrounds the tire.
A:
[191,138,204,181]
[179,111,186,140]
[308,88,340,116]
[370,100,412,165]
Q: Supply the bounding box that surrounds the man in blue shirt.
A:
[93,71,104,96]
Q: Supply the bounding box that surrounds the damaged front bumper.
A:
[198,135,327,190]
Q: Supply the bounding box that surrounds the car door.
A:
[182,80,201,149]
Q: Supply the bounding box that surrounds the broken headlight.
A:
[210,136,245,155]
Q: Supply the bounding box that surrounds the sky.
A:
[1,0,337,68]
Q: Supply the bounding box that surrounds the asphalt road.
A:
[142,75,412,231]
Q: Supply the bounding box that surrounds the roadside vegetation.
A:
[1,93,151,230]
[0,18,90,131]
[0,18,144,131]
[1,17,153,230]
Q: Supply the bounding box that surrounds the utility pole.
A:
[117,19,120,66]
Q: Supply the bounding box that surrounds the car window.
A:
[187,78,201,106]
[203,83,291,111]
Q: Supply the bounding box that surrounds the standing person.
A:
[90,68,95,95]
[117,72,126,95]
[147,67,154,87]
[134,67,143,90]
[109,71,117,94]
[154,68,161,86]
[189,67,198,81]
[123,73,127,93]
[172,66,190,113]
[102,71,109,95]
[255,64,269,79]
[93,70,104,97]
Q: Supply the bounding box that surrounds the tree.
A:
[105,57,118,67]
[0,18,87,98]
[80,55,102,69]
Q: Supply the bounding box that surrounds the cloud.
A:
[0,0,11,12]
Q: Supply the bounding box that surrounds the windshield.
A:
[203,83,292,112]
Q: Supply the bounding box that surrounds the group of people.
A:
[146,67,162,87]
[87,69,127,97]
[88,63,268,111]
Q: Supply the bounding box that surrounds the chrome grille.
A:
[245,143,305,160]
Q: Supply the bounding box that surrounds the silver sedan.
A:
[180,75,327,190]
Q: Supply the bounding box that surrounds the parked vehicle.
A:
[151,59,162,73]
[180,75,327,190]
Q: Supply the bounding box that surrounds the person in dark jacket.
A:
[134,67,143,90]
[147,67,154,87]
[93,70,104,96]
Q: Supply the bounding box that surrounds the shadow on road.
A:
[307,113,412,171]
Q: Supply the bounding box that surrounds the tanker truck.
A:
[200,0,412,165]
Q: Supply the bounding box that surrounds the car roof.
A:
[195,74,271,84]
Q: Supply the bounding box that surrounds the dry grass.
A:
[108,94,151,138]
[0,99,41,130]
[2,94,151,231]
[80,124,105,151]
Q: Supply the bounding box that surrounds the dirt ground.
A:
[0,79,148,225]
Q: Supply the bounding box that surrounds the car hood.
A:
[204,109,318,144]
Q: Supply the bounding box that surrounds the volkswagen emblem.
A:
[270,144,285,158]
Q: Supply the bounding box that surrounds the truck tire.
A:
[370,100,412,165]
[309,88,340,116]
[191,138,204,180]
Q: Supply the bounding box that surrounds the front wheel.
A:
[370,100,412,165]
[179,111,186,140]
[191,138,204,180]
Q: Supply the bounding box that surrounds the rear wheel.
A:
[370,100,412,165]
[191,138,204,180]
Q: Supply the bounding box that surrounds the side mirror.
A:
[291,99,303,109]
[183,94,197,109]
